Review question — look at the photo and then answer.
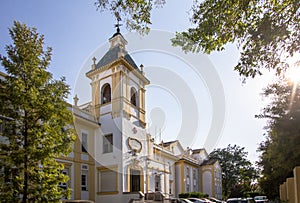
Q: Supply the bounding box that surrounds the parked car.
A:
[245,198,255,203]
[201,198,214,203]
[207,197,225,203]
[226,198,242,203]
[62,200,94,203]
[179,199,194,203]
[227,198,255,203]
[254,196,268,203]
[188,198,211,203]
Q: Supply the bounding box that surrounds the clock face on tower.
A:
[127,137,142,153]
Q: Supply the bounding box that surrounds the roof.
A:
[192,148,205,154]
[93,32,140,72]
[200,158,218,166]
[162,140,177,147]
[95,46,139,71]
[0,71,7,77]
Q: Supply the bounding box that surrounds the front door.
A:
[155,174,161,191]
[130,169,140,192]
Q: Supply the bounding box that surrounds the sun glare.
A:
[286,61,300,111]
[286,61,300,84]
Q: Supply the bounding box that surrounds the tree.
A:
[209,144,257,198]
[256,78,300,199]
[95,0,300,79]
[0,21,75,202]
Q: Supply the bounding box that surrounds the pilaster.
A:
[294,166,300,203]
[112,70,121,118]
[280,182,287,201]
[287,177,296,203]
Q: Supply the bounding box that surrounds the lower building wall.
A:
[202,170,212,196]
[280,167,300,203]
[294,167,300,203]
[286,177,295,203]
[279,182,287,201]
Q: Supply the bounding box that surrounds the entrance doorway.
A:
[130,169,140,192]
[155,174,161,191]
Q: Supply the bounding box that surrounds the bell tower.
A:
[86,28,151,198]
[86,30,149,128]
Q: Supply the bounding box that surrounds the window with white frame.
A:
[59,168,69,190]
[81,164,88,191]
[193,168,197,191]
[103,134,113,153]
[186,166,190,192]
[81,132,88,153]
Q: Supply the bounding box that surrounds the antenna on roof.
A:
[114,12,122,33]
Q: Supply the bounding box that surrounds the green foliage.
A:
[257,79,300,199]
[171,0,300,79]
[0,21,76,202]
[95,0,166,34]
[178,193,190,198]
[178,192,208,198]
[189,191,208,198]
[96,0,300,79]
[209,144,258,198]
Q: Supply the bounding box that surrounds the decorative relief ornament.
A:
[127,137,142,154]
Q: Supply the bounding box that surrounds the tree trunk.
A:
[22,121,28,203]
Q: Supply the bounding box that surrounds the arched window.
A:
[130,87,138,107]
[101,83,111,104]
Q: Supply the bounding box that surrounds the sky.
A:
[0,0,277,163]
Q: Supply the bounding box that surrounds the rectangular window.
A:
[81,165,88,191]
[98,169,117,192]
[81,132,88,153]
[168,162,171,173]
[59,169,69,190]
[154,174,161,192]
[169,180,172,194]
[2,167,11,184]
[193,169,197,191]
[186,182,190,192]
[103,134,113,153]
[186,167,190,192]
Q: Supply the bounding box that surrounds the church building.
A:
[0,28,223,203]
[58,28,223,202]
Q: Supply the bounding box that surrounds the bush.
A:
[178,193,190,198]
[178,192,208,198]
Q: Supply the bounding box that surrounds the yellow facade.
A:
[0,27,223,203]
[287,177,296,203]
[280,166,300,203]
[294,167,300,203]
[56,30,221,202]
[57,105,98,201]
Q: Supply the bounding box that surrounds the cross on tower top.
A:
[114,12,122,33]
[92,57,96,65]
